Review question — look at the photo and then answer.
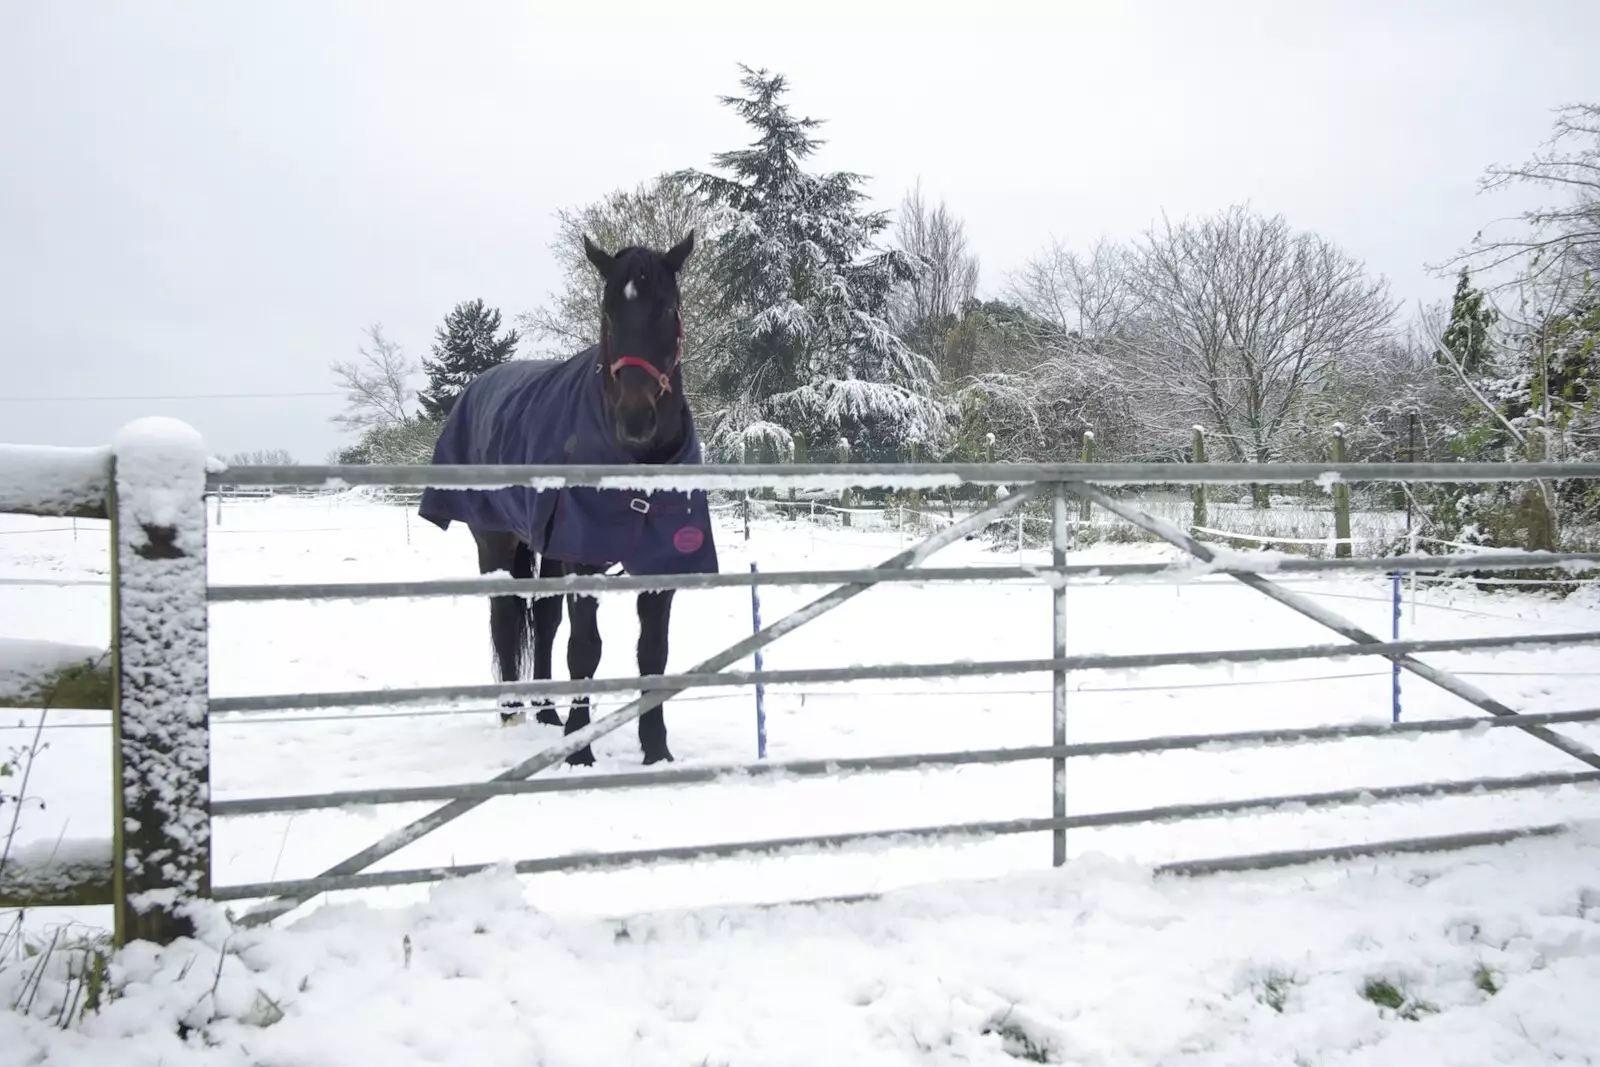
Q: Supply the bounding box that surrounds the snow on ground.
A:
[3,493,1599,1063]
[4,831,1600,1066]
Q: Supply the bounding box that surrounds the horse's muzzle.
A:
[616,405,657,445]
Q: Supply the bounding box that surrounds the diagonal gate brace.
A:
[238,484,1042,926]
[1064,480,1600,771]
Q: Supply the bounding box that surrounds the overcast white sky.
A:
[2,0,1595,460]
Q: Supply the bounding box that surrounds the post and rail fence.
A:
[4,416,1600,946]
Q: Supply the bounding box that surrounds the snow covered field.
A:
[3,493,1599,1064]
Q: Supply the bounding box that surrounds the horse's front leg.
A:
[636,589,675,765]
[562,578,603,767]
[527,552,565,727]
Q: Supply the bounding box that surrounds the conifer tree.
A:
[417,299,521,418]
[672,66,947,456]
[1435,268,1498,376]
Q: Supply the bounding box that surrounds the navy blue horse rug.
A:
[417,350,719,576]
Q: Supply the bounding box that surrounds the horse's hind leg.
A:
[473,528,535,726]
[527,552,564,726]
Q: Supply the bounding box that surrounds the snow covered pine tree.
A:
[671,65,948,460]
[418,299,522,419]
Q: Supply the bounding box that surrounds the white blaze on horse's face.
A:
[623,280,637,300]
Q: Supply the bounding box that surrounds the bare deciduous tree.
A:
[1006,236,1137,360]
[891,181,980,377]
[330,324,418,431]
[1124,205,1396,495]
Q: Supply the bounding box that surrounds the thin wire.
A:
[0,390,342,402]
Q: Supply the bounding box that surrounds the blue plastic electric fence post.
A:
[751,560,767,759]
[1391,570,1402,723]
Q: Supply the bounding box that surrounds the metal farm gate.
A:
[4,426,1600,947]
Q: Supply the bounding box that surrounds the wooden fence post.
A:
[1191,426,1208,530]
[741,439,752,541]
[790,432,806,503]
[837,437,852,528]
[907,442,921,529]
[984,432,996,509]
[1330,422,1352,559]
[1078,430,1095,524]
[109,417,212,946]
[761,437,776,501]
[1522,417,1559,552]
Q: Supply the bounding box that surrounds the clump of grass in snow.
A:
[1360,976,1438,1020]
[1473,963,1501,996]
[1251,967,1299,1013]
[982,1006,1057,1063]
[2,919,114,1029]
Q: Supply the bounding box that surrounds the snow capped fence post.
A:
[1330,423,1352,559]
[1191,427,1208,529]
[1078,431,1095,525]
[109,417,212,947]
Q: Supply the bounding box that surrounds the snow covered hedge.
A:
[0,638,111,710]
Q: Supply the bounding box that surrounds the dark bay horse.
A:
[417,231,718,766]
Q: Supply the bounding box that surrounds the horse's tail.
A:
[511,539,536,677]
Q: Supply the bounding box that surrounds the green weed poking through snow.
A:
[3,921,113,1029]
[1251,967,1300,1014]
[1360,976,1438,1021]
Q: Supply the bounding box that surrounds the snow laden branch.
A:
[1442,102,1600,288]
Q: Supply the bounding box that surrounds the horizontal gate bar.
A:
[206,550,1600,603]
[210,706,1600,817]
[574,820,1581,926]
[209,628,1600,714]
[208,767,1600,900]
[1155,823,1572,877]
[209,460,1600,493]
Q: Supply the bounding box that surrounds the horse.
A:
[417,231,718,766]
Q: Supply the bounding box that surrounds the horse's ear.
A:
[663,229,695,273]
[583,234,616,279]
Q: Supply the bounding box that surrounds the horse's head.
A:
[583,230,695,453]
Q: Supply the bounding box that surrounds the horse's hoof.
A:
[642,749,674,766]
[499,709,527,726]
[566,747,596,768]
[534,704,563,727]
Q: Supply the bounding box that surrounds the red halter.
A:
[601,312,684,394]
